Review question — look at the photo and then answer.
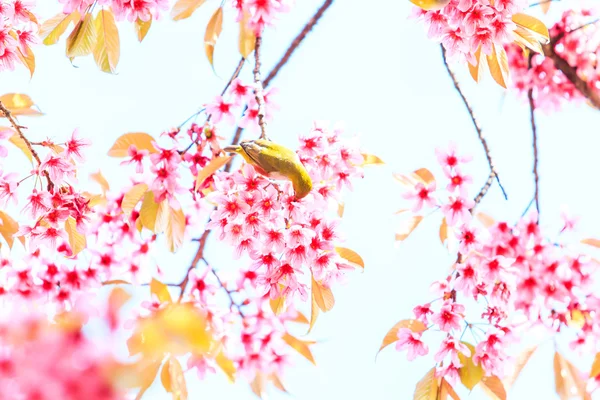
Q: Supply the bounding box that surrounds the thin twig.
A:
[227,0,335,156]
[205,258,245,317]
[253,35,269,140]
[0,102,54,191]
[527,54,541,222]
[440,45,508,207]
[529,0,559,8]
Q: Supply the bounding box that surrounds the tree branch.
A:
[440,45,508,207]
[528,88,541,221]
[253,35,269,140]
[0,101,54,191]
[176,229,210,302]
[542,42,600,110]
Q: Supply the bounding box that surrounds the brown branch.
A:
[253,35,269,140]
[527,52,541,222]
[176,229,210,302]
[440,45,507,207]
[0,102,54,191]
[543,42,600,109]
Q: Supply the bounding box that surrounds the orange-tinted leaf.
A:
[361,153,384,166]
[269,294,286,316]
[396,216,424,241]
[17,45,35,78]
[378,319,427,355]
[394,168,435,188]
[40,11,80,46]
[582,238,600,248]
[8,132,32,162]
[282,333,315,365]
[439,217,448,244]
[409,0,450,11]
[335,247,364,269]
[590,353,600,378]
[140,191,160,232]
[195,155,232,191]
[93,9,120,73]
[65,216,86,256]
[469,46,483,82]
[165,206,186,252]
[487,44,509,89]
[0,93,43,116]
[514,27,543,54]
[134,17,151,42]
[337,201,345,218]
[0,211,24,249]
[103,279,131,286]
[108,286,131,324]
[414,367,438,400]
[66,12,97,58]
[250,372,266,398]
[441,378,460,400]
[204,7,223,67]
[512,13,549,44]
[90,170,110,194]
[171,0,207,21]
[163,357,187,400]
[458,342,483,390]
[127,359,162,400]
[291,311,309,324]
[476,212,495,228]
[269,374,287,393]
[554,352,589,400]
[216,350,236,383]
[308,292,319,334]
[108,132,158,157]
[480,376,506,400]
[121,183,148,216]
[150,277,172,304]
[502,345,538,389]
[312,277,334,312]
[238,10,255,58]
[540,0,550,13]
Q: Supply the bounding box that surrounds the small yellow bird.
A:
[409,0,450,11]
[223,139,313,200]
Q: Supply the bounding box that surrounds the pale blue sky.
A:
[3,0,600,399]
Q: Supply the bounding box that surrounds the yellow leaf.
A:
[65,216,86,256]
[171,0,207,20]
[90,170,110,194]
[291,311,309,324]
[140,191,160,232]
[165,206,186,252]
[540,1,550,13]
[238,10,255,58]
[502,345,537,389]
[335,246,364,269]
[162,357,187,400]
[513,27,543,54]
[8,133,33,162]
[458,342,483,390]
[590,353,600,378]
[582,238,600,248]
[486,44,509,89]
[66,13,97,58]
[282,333,316,365]
[39,11,80,46]
[414,367,438,400]
[475,212,495,228]
[216,351,236,383]
[108,286,132,315]
[135,17,152,42]
[377,319,427,354]
[361,153,385,166]
[567,309,588,329]
[337,202,345,218]
[122,183,148,216]
[308,293,319,334]
[204,7,223,67]
[150,278,172,303]
[439,217,448,244]
[394,167,435,189]
[0,211,24,249]
[0,93,43,116]
[16,45,35,78]
[93,9,120,74]
[136,216,143,233]
[131,360,162,400]
[480,376,506,400]
[312,277,334,312]
[441,378,460,400]
[250,372,266,398]
[269,374,287,393]
[195,155,232,191]
[554,352,589,400]
[409,0,450,11]
[468,46,483,83]
[512,13,549,44]
[269,295,286,316]
[108,132,158,157]
[396,215,424,242]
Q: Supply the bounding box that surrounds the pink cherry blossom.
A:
[395,328,429,361]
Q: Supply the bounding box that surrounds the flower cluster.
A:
[0,305,124,400]
[58,0,169,21]
[233,0,294,35]
[394,144,600,385]
[0,0,37,71]
[410,0,527,64]
[506,9,600,112]
[204,122,364,306]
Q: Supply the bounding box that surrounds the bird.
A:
[223,139,313,200]
[409,0,450,11]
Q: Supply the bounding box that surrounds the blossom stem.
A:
[0,101,54,191]
[203,257,245,317]
[253,35,269,140]
[440,45,507,208]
